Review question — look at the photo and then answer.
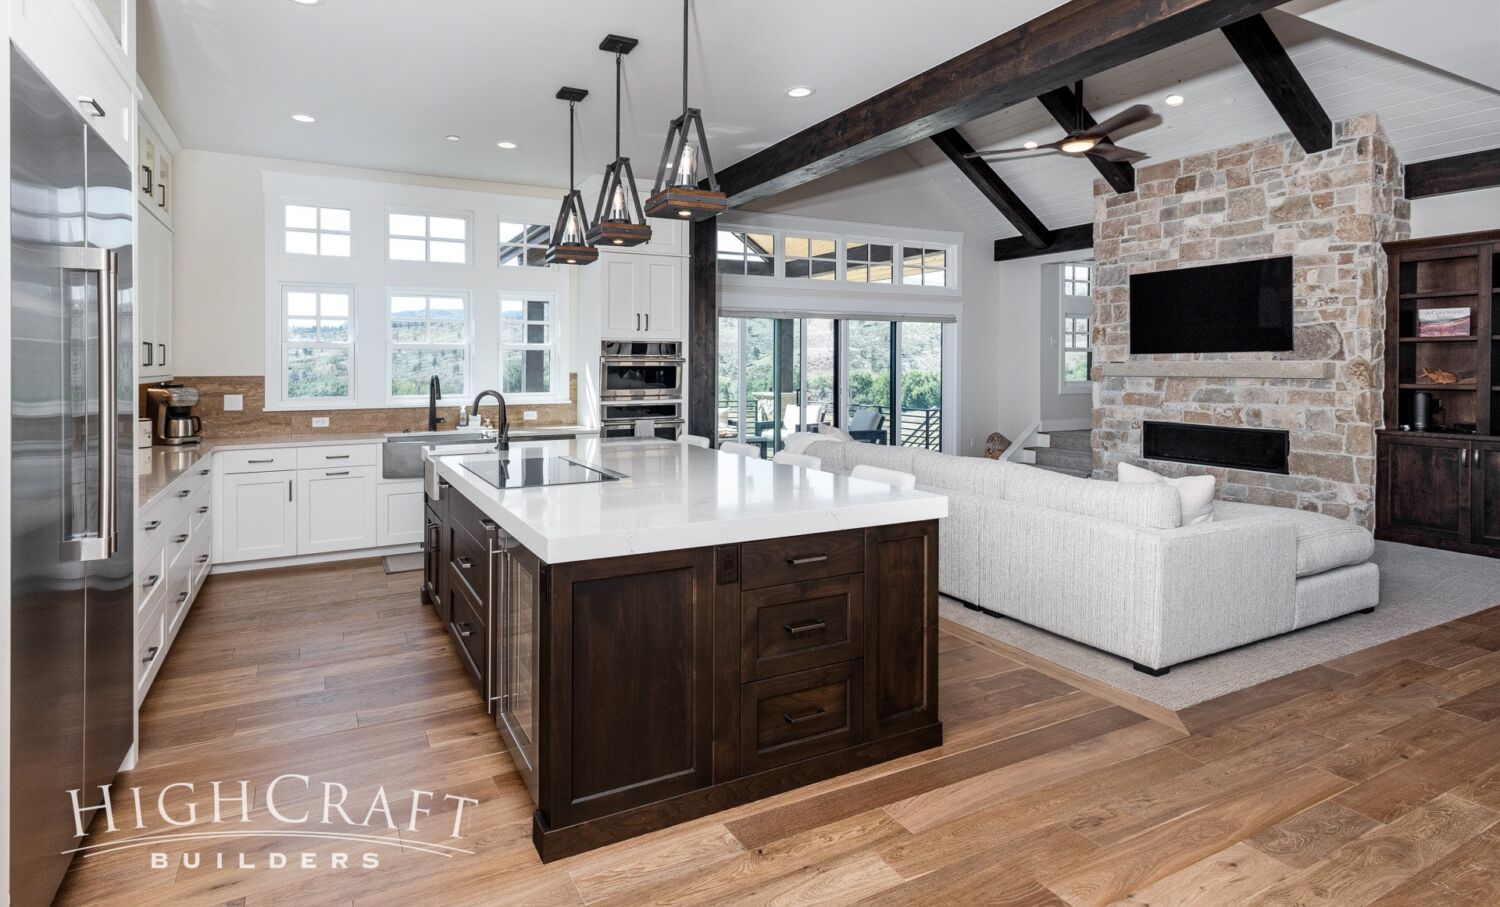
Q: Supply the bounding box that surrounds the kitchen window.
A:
[902,247,947,287]
[785,236,838,280]
[388,211,470,264]
[716,229,775,276]
[388,291,469,398]
[1062,314,1092,390]
[499,221,551,268]
[283,286,355,401]
[845,241,894,284]
[1064,262,1092,298]
[284,204,352,257]
[500,294,558,398]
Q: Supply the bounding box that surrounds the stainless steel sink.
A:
[381,431,495,479]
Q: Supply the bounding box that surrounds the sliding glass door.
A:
[718,316,945,453]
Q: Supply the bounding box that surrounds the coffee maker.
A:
[145,384,203,446]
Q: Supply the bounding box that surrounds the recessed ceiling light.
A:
[496,141,517,149]
[1164,93,1185,108]
[289,0,323,5]
[1023,140,1039,150]
[445,134,461,142]
[786,86,814,98]
[291,113,315,123]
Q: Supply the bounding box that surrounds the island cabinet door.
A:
[863,521,940,739]
[544,548,716,827]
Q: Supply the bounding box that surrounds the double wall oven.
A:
[599,341,683,440]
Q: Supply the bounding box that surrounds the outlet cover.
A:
[522,410,538,421]
[223,394,244,412]
[311,417,330,428]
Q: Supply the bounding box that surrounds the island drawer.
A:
[448,520,494,607]
[739,529,864,591]
[740,662,863,773]
[741,575,864,682]
[447,578,487,693]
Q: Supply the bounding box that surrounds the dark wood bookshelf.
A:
[1397,288,1479,300]
[1397,335,1477,343]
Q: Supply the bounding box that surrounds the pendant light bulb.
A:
[608,185,627,222]
[674,142,698,188]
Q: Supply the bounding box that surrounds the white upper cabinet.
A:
[596,252,686,341]
[137,204,172,380]
[12,0,136,161]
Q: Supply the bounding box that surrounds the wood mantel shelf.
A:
[1098,361,1337,379]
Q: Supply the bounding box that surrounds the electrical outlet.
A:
[224,394,244,412]
[311,417,330,428]
[522,410,538,421]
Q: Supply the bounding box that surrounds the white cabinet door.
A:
[638,257,684,339]
[137,207,172,380]
[600,255,642,338]
[220,470,298,562]
[297,466,378,554]
[12,0,135,161]
[376,481,425,547]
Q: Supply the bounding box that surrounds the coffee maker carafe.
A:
[145,384,203,446]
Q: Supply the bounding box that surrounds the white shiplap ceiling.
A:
[908,6,1500,240]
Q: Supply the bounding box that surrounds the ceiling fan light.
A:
[1023,140,1039,150]
[1060,137,1097,154]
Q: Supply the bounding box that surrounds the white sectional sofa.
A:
[794,437,1380,674]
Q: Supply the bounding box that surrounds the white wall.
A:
[1039,262,1095,427]
[172,149,563,378]
[1409,187,1500,238]
[740,150,1009,456]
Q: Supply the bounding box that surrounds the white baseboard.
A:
[209,544,421,575]
[1040,418,1092,432]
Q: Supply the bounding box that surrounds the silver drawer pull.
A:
[247,458,275,464]
[783,707,827,725]
[141,574,160,590]
[177,489,191,498]
[77,96,105,117]
[456,556,473,570]
[784,619,828,636]
[786,555,829,566]
[325,454,350,460]
[455,622,473,638]
[142,645,160,664]
[325,470,350,476]
[173,534,189,544]
[143,520,162,532]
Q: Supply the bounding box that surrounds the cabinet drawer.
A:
[165,512,195,574]
[165,574,193,636]
[219,447,298,473]
[740,663,863,773]
[297,444,378,469]
[740,529,864,591]
[137,543,168,618]
[447,578,488,694]
[136,599,167,701]
[741,575,864,681]
[448,522,494,612]
[137,493,175,553]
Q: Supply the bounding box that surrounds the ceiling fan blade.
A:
[964,139,1066,158]
[1087,142,1148,163]
[1080,104,1154,140]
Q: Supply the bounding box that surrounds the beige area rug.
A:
[941,541,1500,711]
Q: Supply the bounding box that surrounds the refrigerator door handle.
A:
[45,245,118,561]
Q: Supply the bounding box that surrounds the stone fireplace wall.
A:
[1092,114,1410,526]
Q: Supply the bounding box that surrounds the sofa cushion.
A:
[1005,464,1182,529]
[801,439,848,472]
[1117,462,1216,525]
[841,442,917,477]
[910,448,1010,501]
[1213,500,1375,577]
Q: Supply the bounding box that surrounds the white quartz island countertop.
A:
[430,438,948,564]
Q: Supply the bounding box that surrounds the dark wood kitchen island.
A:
[422,438,946,861]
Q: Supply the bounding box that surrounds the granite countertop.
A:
[135,425,599,511]
[433,438,948,564]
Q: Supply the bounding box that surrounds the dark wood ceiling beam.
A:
[1405,148,1500,199]
[1221,13,1332,153]
[1036,86,1136,193]
[994,224,1094,261]
[715,0,1284,206]
[930,129,1054,248]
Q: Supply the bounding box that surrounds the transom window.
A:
[1063,314,1092,385]
[845,241,894,284]
[284,205,351,257]
[500,295,556,397]
[785,236,837,280]
[283,286,354,401]
[388,212,469,264]
[499,222,551,268]
[902,247,947,287]
[1064,262,1092,297]
[716,230,775,277]
[388,292,468,397]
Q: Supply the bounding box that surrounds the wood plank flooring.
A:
[55,559,1500,906]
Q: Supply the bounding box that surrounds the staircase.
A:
[1025,429,1093,478]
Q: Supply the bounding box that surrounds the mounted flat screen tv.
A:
[1129,256,1294,354]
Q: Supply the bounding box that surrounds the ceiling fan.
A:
[964,80,1156,164]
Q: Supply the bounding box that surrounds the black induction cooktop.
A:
[460,452,624,489]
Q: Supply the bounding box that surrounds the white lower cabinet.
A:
[220,469,299,562]
[376,480,425,547]
[297,466,378,554]
[136,458,214,704]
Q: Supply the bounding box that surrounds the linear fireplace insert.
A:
[1142,421,1290,474]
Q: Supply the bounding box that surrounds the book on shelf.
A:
[1417,307,1472,337]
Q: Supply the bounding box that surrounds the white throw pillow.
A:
[1117,462,1216,526]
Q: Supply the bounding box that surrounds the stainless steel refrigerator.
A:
[10,46,135,907]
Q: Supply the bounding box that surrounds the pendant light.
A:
[545,87,598,266]
[644,0,727,221]
[586,35,652,248]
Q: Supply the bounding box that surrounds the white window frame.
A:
[498,291,564,403]
[386,207,473,265]
[1060,312,1093,395]
[714,228,776,277]
[782,233,841,282]
[899,244,950,288]
[282,200,355,258]
[844,238,896,285]
[280,283,357,405]
[498,219,553,269]
[385,289,472,402]
[1063,262,1092,298]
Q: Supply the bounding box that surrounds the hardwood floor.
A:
[55,559,1500,906]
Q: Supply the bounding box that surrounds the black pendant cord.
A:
[614,52,622,161]
[681,0,689,115]
[568,101,576,191]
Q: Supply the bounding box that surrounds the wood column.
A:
[688,218,719,440]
